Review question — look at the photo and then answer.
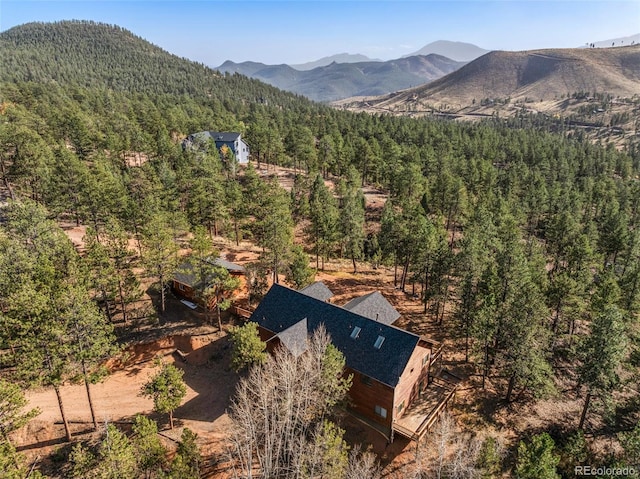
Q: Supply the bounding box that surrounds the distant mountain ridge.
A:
[404,40,489,62]
[291,53,379,70]
[216,54,465,102]
[338,45,640,112]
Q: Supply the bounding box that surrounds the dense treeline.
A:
[2,20,640,476]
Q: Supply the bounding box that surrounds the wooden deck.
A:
[393,372,459,441]
[230,304,253,319]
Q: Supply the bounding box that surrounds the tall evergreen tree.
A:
[308,174,339,270]
[577,304,627,429]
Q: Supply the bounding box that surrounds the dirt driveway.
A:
[16,328,239,477]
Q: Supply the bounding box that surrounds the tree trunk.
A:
[217,303,223,333]
[118,277,127,325]
[505,373,516,402]
[102,288,113,322]
[159,273,166,314]
[169,410,174,430]
[423,267,429,313]
[482,344,489,389]
[54,385,72,442]
[552,295,562,333]
[352,255,357,274]
[315,225,320,271]
[400,256,410,292]
[438,278,450,325]
[464,312,470,363]
[579,392,592,430]
[394,251,398,287]
[82,360,99,430]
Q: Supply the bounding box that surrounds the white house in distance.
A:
[183,131,250,164]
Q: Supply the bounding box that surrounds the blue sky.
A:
[1,1,639,66]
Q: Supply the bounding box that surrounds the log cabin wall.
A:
[345,366,395,431]
[393,344,431,418]
[172,280,197,303]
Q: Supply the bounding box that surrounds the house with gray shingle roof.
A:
[342,291,400,325]
[183,131,250,164]
[298,281,334,302]
[251,283,445,442]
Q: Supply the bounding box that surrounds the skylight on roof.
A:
[374,335,385,349]
[350,326,361,339]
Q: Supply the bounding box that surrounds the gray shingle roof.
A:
[213,257,245,273]
[298,281,334,302]
[174,257,245,288]
[342,291,400,325]
[275,318,308,358]
[188,131,241,143]
[251,284,419,388]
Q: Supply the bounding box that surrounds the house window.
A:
[422,355,429,366]
[374,336,385,349]
[397,401,405,413]
[350,326,361,339]
[374,405,387,419]
[360,374,372,386]
[178,283,185,291]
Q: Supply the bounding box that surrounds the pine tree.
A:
[229,322,268,372]
[64,285,118,430]
[577,304,627,429]
[141,212,180,314]
[286,244,314,289]
[308,174,338,270]
[257,180,294,282]
[0,201,80,442]
[131,415,167,477]
[0,379,40,467]
[170,428,201,479]
[515,433,560,479]
[340,185,365,273]
[141,362,187,430]
[95,424,138,479]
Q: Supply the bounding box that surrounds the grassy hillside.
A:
[340,45,640,108]
[414,45,640,103]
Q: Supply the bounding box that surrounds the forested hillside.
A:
[0,20,308,104]
[2,20,640,478]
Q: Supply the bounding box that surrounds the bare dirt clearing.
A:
[19,324,238,478]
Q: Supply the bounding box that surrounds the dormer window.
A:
[350,326,361,339]
[374,335,385,349]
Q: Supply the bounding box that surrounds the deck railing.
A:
[231,304,253,319]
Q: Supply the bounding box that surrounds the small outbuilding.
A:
[173,256,245,308]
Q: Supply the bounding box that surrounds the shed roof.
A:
[298,281,334,302]
[342,291,400,325]
[251,284,419,388]
[174,257,245,288]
